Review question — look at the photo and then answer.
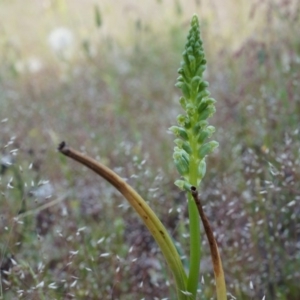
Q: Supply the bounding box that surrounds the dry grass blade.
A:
[58,141,188,299]
[190,186,227,300]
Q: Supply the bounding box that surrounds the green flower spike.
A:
[171,15,219,298]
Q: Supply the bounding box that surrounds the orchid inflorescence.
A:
[170,15,218,191]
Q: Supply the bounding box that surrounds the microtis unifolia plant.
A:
[58,15,226,300]
[170,15,226,299]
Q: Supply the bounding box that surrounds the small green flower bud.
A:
[191,76,202,92]
[186,46,193,54]
[174,148,190,164]
[169,126,189,140]
[183,52,190,66]
[174,139,192,154]
[179,97,186,109]
[184,118,191,129]
[197,97,216,112]
[175,81,184,89]
[177,114,186,127]
[198,110,210,123]
[196,65,206,76]
[181,149,190,164]
[194,41,201,48]
[198,120,208,128]
[196,90,211,102]
[182,141,192,154]
[188,55,196,72]
[177,67,184,75]
[198,81,209,92]
[198,141,219,159]
[174,139,183,148]
[177,114,191,129]
[173,151,190,176]
[198,105,216,121]
[193,123,201,135]
[177,75,184,82]
[174,179,192,191]
[197,125,215,144]
[193,120,208,135]
[198,159,206,180]
[175,82,190,99]
[182,63,191,79]
[206,97,216,104]
[186,104,195,117]
[196,48,204,57]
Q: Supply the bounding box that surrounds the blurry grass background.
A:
[0,0,300,299]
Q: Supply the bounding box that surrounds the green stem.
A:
[186,103,202,297]
[187,193,201,297]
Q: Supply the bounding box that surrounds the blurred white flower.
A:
[31,181,54,200]
[48,27,74,60]
[1,154,13,167]
[14,57,43,74]
[27,57,43,73]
